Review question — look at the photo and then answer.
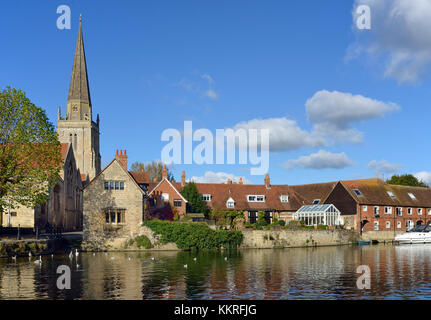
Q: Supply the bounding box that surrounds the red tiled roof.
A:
[149,180,306,212]
[289,181,337,203]
[129,170,150,184]
[341,179,431,207]
[60,143,69,162]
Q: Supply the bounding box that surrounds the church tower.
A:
[57,16,101,180]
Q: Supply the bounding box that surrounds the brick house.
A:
[147,171,306,223]
[323,178,431,232]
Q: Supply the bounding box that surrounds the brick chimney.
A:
[115,149,128,169]
[239,177,243,185]
[264,174,270,189]
[162,164,168,180]
[227,178,232,184]
[181,170,186,187]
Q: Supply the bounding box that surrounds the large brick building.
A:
[324,179,431,232]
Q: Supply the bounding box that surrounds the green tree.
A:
[257,211,268,227]
[0,87,62,213]
[386,174,428,188]
[129,160,175,182]
[180,182,209,216]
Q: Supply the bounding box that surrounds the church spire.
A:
[67,16,92,120]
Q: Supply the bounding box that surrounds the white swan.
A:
[12,255,17,261]
[184,264,188,268]
[224,257,228,261]
[68,251,73,259]
[151,257,155,261]
[34,256,42,265]
[28,251,32,258]
[193,257,197,261]
[75,249,79,257]
[128,257,131,261]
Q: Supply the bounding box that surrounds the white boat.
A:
[395,225,431,244]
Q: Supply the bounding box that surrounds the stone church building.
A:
[1,19,99,233]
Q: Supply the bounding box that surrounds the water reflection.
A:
[0,245,430,300]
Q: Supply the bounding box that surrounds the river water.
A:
[0,244,430,300]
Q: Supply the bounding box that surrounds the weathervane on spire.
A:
[79,14,82,23]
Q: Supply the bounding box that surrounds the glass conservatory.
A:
[293,204,341,226]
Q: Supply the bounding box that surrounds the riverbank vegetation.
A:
[143,220,243,251]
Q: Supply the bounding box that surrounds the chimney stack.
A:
[239,177,243,185]
[181,171,186,187]
[115,149,128,169]
[227,178,232,184]
[264,174,270,189]
[162,164,168,180]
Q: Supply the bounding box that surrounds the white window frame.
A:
[374,221,379,231]
[247,195,265,202]
[226,197,235,208]
[384,207,392,214]
[363,205,367,212]
[374,206,379,215]
[396,207,403,216]
[397,221,402,229]
[387,191,395,199]
[280,195,289,203]
[161,193,169,201]
[418,208,423,215]
[386,221,390,229]
[428,208,431,216]
[202,194,212,202]
[407,207,412,215]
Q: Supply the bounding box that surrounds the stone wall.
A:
[83,226,179,251]
[240,229,358,249]
[361,230,404,242]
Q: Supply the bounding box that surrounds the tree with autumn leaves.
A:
[0,87,62,214]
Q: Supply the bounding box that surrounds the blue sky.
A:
[1,0,431,185]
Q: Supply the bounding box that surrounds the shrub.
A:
[128,238,135,247]
[278,220,286,227]
[317,224,328,230]
[257,211,268,227]
[143,220,243,251]
[135,235,152,249]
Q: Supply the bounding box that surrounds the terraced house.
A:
[325,179,431,233]
[148,171,311,224]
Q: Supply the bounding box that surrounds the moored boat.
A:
[395,225,431,244]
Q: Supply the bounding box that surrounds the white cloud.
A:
[172,72,218,100]
[189,171,250,184]
[306,90,399,143]
[351,0,431,83]
[231,117,326,152]
[205,89,218,100]
[368,160,403,177]
[223,90,398,152]
[414,171,431,186]
[282,150,355,170]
